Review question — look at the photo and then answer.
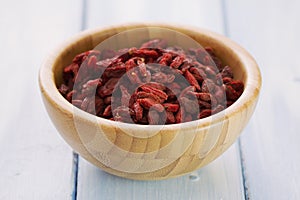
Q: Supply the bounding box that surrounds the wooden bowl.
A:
[39,23,261,180]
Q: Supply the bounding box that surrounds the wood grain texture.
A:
[226,0,300,199]
[0,0,81,199]
[76,0,251,198]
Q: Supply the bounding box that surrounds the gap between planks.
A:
[72,0,246,199]
[221,0,249,199]
[71,0,88,199]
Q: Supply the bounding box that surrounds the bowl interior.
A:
[47,24,258,134]
[53,25,247,91]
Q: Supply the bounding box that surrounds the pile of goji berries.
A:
[59,39,244,125]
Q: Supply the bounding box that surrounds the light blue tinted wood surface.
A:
[4,0,300,199]
[0,0,81,199]
[77,145,244,200]
[226,0,300,199]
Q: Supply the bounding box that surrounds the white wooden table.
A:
[0,0,299,199]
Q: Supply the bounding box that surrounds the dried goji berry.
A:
[59,39,244,125]
[170,55,185,69]
[184,70,201,91]
[163,103,179,112]
[199,109,211,119]
[103,105,112,117]
[158,53,173,66]
[166,111,176,124]
[140,85,168,101]
[133,102,143,121]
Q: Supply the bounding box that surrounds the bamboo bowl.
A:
[39,23,261,180]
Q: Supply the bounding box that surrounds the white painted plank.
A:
[85,0,224,34]
[77,1,245,199]
[226,0,300,199]
[78,145,244,200]
[0,0,81,199]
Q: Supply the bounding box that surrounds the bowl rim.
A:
[39,23,262,131]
